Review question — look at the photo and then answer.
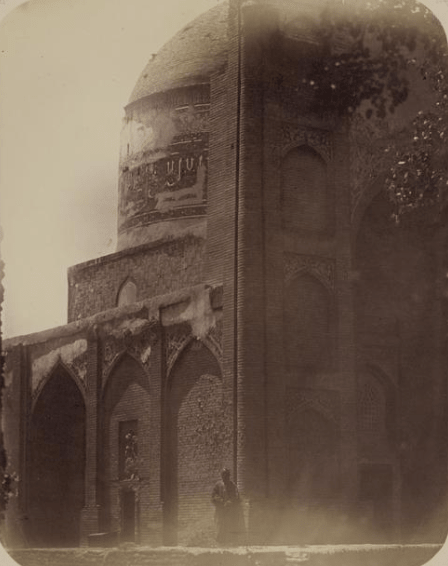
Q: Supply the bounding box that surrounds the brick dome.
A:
[117,4,232,251]
[117,0,330,252]
[128,0,333,107]
[128,2,228,105]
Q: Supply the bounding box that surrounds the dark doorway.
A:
[121,490,136,542]
[359,464,394,541]
[29,369,86,547]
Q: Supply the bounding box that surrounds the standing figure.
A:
[211,468,242,545]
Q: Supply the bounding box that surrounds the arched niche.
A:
[164,340,230,546]
[28,367,86,547]
[357,369,396,455]
[281,145,332,234]
[359,376,387,435]
[354,188,446,540]
[117,278,138,307]
[285,407,340,543]
[284,273,334,376]
[101,353,150,540]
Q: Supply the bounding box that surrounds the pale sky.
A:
[1,0,448,339]
[0,0,221,338]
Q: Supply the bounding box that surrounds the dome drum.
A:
[117,87,210,251]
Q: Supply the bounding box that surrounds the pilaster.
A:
[80,326,101,546]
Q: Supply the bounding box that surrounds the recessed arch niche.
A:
[164,339,229,546]
[354,188,445,540]
[281,145,332,234]
[357,369,396,451]
[117,278,138,307]
[28,366,86,547]
[101,352,150,541]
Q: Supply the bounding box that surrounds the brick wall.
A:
[284,274,333,374]
[281,146,333,235]
[166,340,231,546]
[243,2,356,541]
[355,190,448,541]
[101,353,152,544]
[68,236,205,322]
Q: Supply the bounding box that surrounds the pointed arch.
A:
[100,350,150,539]
[28,364,86,547]
[167,336,223,382]
[116,277,138,307]
[32,359,86,412]
[281,141,330,164]
[102,349,149,396]
[163,337,229,545]
[357,364,396,447]
[287,391,339,426]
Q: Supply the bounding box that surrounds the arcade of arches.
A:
[3,0,448,550]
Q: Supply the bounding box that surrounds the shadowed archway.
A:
[163,339,229,546]
[28,367,86,547]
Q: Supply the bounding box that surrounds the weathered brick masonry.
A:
[3,0,448,555]
[68,236,205,322]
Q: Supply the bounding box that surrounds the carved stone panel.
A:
[284,253,335,292]
[279,124,333,162]
[121,426,139,481]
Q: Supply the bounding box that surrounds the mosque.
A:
[3,0,448,549]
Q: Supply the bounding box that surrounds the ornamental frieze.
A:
[118,132,208,228]
[165,324,192,375]
[125,322,159,365]
[275,123,333,162]
[68,351,88,384]
[30,339,88,395]
[284,253,335,292]
[285,387,340,425]
[207,320,223,356]
[102,319,159,374]
[172,104,209,134]
[165,324,222,375]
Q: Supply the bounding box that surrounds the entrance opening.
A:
[29,369,85,547]
[121,490,136,542]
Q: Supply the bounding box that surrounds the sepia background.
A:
[0,0,222,338]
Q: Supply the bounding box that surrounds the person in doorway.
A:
[211,468,242,545]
